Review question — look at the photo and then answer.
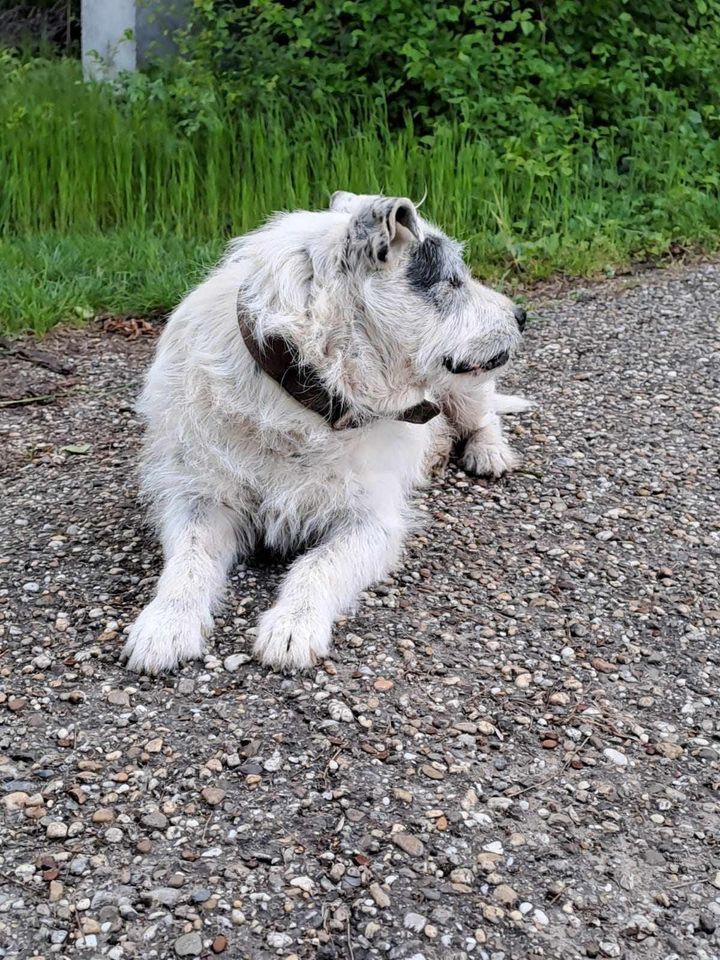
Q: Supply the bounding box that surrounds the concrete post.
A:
[81,0,190,81]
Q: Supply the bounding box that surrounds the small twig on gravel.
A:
[0,336,75,375]
[0,871,45,902]
[72,901,84,940]
[579,715,643,744]
[668,877,712,890]
[322,747,344,785]
[201,814,213,843]
[512,734,593,797]
[0,393,61,408]
[0,384,80,407]
[346,919,355,960]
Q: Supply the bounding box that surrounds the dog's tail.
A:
[494,393,537,414]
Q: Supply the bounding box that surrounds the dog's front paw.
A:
[254,604,331,672]
[121,600,210,675]
[462,436,518,478]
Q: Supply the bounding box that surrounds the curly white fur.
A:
[122,192,532,673]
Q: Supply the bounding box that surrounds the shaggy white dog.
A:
[122,192,531,674]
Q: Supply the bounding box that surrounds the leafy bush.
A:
[180,0,720,150]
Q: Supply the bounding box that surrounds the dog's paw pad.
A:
[254,606,331,672]
[121,601,209,675]
[462,439,518,478]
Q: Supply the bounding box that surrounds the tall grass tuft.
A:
[2,55,719,332]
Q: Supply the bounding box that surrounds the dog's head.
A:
[328,191,525,384]
[232,191,526,420]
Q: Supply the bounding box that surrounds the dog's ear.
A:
[350,196,424,269]
[329,190,358,212]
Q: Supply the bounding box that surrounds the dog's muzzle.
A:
[442,349,510,375]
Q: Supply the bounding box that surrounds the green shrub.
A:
[180,0,720,149]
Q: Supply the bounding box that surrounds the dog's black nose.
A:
[514,305,527,331]
[484,349,510,371]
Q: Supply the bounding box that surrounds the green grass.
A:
[0,232,222,333]
[2,55,720,333]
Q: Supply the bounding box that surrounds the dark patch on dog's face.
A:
[406,235,466,301]
[405,235,468,322]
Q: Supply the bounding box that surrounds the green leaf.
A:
[60,444,92,455]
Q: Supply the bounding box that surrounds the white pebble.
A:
[224,653,251,672]
[327,699,354,723]
[483,841,504,854]
[289,876,315,893]
[267,931,292,948]
[603,748,628,766]
[404,911,427,933]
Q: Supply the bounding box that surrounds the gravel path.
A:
[1,264,719,960]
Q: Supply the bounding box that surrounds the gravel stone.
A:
[141,811,168,830]
[190,887,212,903]
[174,931,203,956]
[48,880,64,901]
[603,748,629,766]
[267,931,292,949]
[369,882,391,908]
[223,653,250,672]
[493,884,518,905]
[289,875,315,893]
[46,822,68,839]
[327,699,354,722]
[200,786,225,806]
[421,763,445,780]
[391,831,425,857]
[107,689,130,707]
[148,887,182,907]
[3,791,30,811]
[404,911,427,932]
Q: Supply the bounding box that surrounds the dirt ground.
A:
[1,263,719,960]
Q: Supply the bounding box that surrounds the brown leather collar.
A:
[237,297,440,431]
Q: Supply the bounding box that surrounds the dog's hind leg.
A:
[122,499,245,674]
[254,499,407,671]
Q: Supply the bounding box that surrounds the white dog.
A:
[122,192,531,674]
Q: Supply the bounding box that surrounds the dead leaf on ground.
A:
[102,316,159,339]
